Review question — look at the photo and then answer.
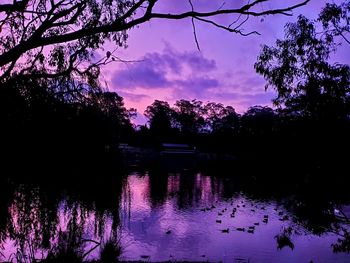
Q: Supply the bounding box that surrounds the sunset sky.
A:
[100,0,350,124]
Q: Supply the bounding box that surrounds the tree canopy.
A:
[0,0,310,85]
[255,11,350,120]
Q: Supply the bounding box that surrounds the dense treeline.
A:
[130,98,350,172]
[128,4,350,174]
[0,76,135,176]
[1,1,349,177]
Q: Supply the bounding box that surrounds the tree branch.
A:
[0,0,29,13]
[195,16,260,36]
[151,0,310,20]
[0,0,311,74]
[188,0,200,51]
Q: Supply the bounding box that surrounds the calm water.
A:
[0,166,349,262]
[118,172,349,263]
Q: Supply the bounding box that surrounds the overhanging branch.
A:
[0,0,311,74]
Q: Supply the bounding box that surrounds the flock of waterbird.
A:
[198,199,290,235]
[143,198,292,262]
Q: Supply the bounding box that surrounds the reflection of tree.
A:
[145,165,222,209]
[275,227,294,250]
[269,174,350,253]
[0,176,123,262]
[148,167,169,208]
[332,229,350,253]
[7,186,59,255]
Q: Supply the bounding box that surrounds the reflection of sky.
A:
[118,173,349,263]
[1,172,350,262]
[99,0,350,124]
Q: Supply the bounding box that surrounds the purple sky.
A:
[99,0,350,124]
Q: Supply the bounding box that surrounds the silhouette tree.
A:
[0,0,310,83]
[204,102,240,135]
[241,105,276,136]
[173,99,206,135]
[319,1,350,45]
[90,91,136,142]
[255,15,350,120]
[144,100,175,137]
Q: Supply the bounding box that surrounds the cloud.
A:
[240,92,275,105]
[174,76,219,95]
[164,44,216,72]
[111,44,217,91]
[117,91,150,102]
[112,64,170,89]
[110,44,273,117]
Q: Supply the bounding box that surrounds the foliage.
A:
[0,0,310,85]
[241,105,276,135]
[0,76,135,174]
[144,99,242,137]
[144,100,175,136]
[204,102,240,135]
[255,11,350,120]
[319,1,350,45]
[173,99,206,135]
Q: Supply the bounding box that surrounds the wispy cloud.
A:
[111,44,217,91]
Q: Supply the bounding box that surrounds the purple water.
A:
[0,172,349,262]
[117,173,349,263]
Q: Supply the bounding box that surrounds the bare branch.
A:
[0,0,311,78]
[151,0,310,20]
[188,0,200,51]
[195,16,260,36]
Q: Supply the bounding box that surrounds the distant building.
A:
[160,143,196,155]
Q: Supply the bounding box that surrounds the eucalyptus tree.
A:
[144,100,175,135]
[255,15,350,120]
[0,0,310,86]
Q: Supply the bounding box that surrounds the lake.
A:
[0,161,349,262]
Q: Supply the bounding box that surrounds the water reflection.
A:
[0,165,349,262]
[0,174,123,262]
[119,171,350,262]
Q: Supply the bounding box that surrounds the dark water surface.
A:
[0,163,349,262]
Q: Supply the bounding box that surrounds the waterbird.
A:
[236,227,245,232]
[218,212,223,216]
[247,229,254,234]
[254,222,260,226]
[279,215,289,221]
[221,228,230,233]
[216,220,222,223]
[166,230,171,234]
